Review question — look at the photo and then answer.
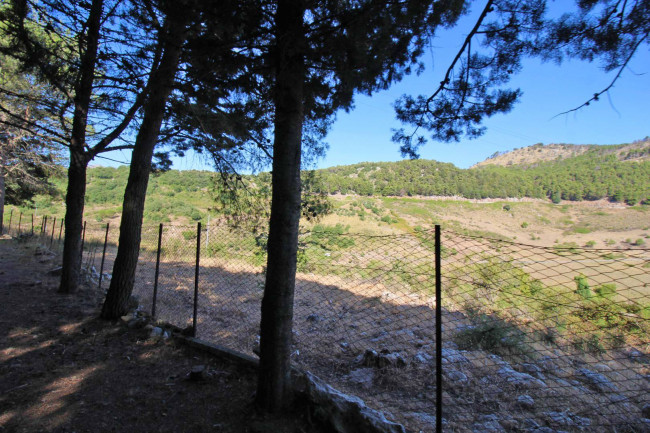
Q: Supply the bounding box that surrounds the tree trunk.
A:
[256,0,305,413]
[0,170,5,235]
[100,13,187,319]
[58,0,103,294]
[59,151,87,292]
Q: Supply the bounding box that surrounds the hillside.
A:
[473,138,650,168]
[25,139,650,226]
[312,139,650,204]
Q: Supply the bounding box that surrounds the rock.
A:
[497,366,545,388]
[380,352,407,368]
[252,335,260,356]
[543,411,591,428]
[48,266,62,276]
[441,348,469,364]
[340,342,350,350]
[519,363,546,380]
[623,347,648,363]
[128,295,140,309]
[345,368,374,389]
[150,327,164,338]
[445,369,468,383]
[306,313,321,323]
[403,412,446,429]
[593,363,611,372]
[473,414,504,432]
[301,371,406,433]
[127,318,146,329]
[642,404,650,419]
[120,315,133,323]
[413,351,433,364]
[576,368,617,393]
[189,365,205,381]
[360,349,407,368]
[516,394,535,410]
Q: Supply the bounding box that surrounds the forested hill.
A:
[312,140,650,204]
[473,139,650,168]
[78,140,650,211]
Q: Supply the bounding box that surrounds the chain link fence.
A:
[4,210,649,433]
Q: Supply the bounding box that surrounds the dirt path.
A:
[0,236,325,433]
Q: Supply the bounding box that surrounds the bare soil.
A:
[0,236,329,433]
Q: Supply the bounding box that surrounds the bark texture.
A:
[100,13,187,319]
[58,0,103,293]
[0,171,5,234]
[255,0,306,413]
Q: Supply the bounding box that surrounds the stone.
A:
[623,347,648,363]
[360,349,407,369]
[441,348,469,364]
[48,266,62,276]
[413,351,433,364]
[128,295,140,309]
[150,327,164,338]
[497,366,545,388]
[403,412,446,429]
[189,365,205,381]
[642,404,650,419]
[445,369,468,383]
[127,318,146,329]
[306,313,321,322]
[576,368,617,393]
[520,363,546,380]
[516,394,535,410]
[543,411,591,428]
[345,368,374,389]
[472,414,505,432]
[339,342,350,350]
[380,352,407,368]
[301,371,406,433]
[253,335,260,356]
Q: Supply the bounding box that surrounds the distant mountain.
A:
[73,139,650,220]
[310,139,650,204]
[473,138,650,168]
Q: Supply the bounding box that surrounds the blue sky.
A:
[96,5,650,171]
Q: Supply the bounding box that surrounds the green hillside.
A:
[26,139,650,224]
[312,141,650,204]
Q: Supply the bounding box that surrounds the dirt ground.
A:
[0,235,330,433]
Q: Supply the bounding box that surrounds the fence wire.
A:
[6,212,649,433]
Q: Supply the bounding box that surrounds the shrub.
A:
[574,275,592,299]
[634,238,646,246]
[594,283,616,299]
[585,240,596,248]
[182,230,196,241]
[520,222,528,228]
[502,204,511,211]
[454,312,530,358]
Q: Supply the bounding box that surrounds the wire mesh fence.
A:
[4,211,649,433]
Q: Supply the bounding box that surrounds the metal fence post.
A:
[98,223,110,290]
[7,208,13,234]
[31,214,34,235]
[59,218,64,242]
[80,221,87,270]
[18,212,22,235]
[192,221,201,337]
[50,217,56,248]
[42,215,48,236]
[435,224,442,433]
[152,223,163,318]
